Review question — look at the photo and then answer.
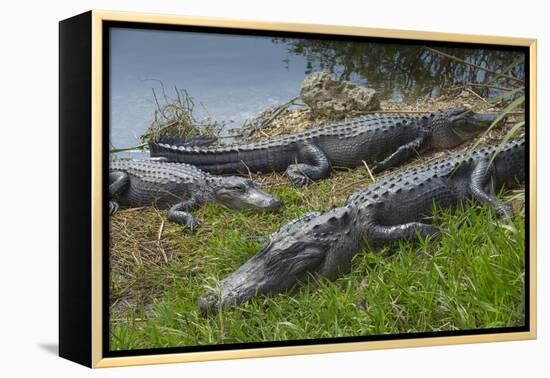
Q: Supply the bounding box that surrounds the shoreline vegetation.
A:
[109,50,526,350]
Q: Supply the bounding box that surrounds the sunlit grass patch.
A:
[109,169,525,351]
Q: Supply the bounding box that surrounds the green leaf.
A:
[493,56,524,80]
[487,86,524,104]
[488,120,525,167]
[469,94,525,152]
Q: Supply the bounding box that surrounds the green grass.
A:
[109,168,525,351]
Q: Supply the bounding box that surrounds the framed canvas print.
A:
[59,10,537,368]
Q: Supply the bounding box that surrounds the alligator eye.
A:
[233,185,246,193]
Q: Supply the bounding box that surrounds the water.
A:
[110,28,525,154]
[109,28,309,152]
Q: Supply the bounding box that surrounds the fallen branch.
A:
[466,83,517,92]
[336,178,370,195]
[424,47,524,84]
[248,96,301,137]
[464,88,489,104]
[110,143,148,153]
[355,109,524,115]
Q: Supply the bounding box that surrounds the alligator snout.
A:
[197,207,359,316]
[461,112,499,138]
[197,277,258,316]
[264,196,282,210]
[469,112,500,128]
[197,247,274,316]
[240,187,282,211]
[213,177,282,212]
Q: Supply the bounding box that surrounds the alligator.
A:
[109,159,281,229]
[198,138,525,314]
[149,107,498,187]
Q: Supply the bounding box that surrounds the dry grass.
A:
[138,85,225,144]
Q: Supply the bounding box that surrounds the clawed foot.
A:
[495,203,513,221]
[167,212,201,230]
[109,201,119,215]
[417,224,443,239]
[245,235,269,244]
[286,168,309,187]
[182,216,201,230]
[289,175,308,187]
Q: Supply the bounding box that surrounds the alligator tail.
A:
[148,138,253,173]
[149,135,217,149]
[149,137,294,174]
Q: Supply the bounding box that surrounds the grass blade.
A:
[469,95,525,152]
[492,56,525,81]
[488,121,525,167]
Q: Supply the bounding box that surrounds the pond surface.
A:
[110,28,524,154]
[110,29,308,153]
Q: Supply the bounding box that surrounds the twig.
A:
[110,143,148,154]
[130,250,141,265]
[336,178,370,195]
[152,207,168,263]
[259,96,300,128]
[465,88,489,104]
[117,207,149,214]
[355,110,428,114]
[111,318,146,322]
[157,219,165,241]
[358,108,523,116]
[424,47,524,84]
[240,160,253,180]
[152,88,168,121]
[248,96,300,137]
[466,83,516,92]
[362,160,376,182]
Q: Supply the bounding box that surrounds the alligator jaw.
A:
[198,207,359,316]
[197,242,324,316]
[451,110,499,139]
[240,187,282,211]
[469,112,499,128]
[212,176,282,211]
[197,247,275,316]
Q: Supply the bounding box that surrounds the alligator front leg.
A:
[368,222,441,244]
[371,137,426,173]
[469,159,512,219]
[109,171,129,215]
[286,143,330,187]
[166,198,201,230]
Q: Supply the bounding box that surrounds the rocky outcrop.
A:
[300,72,380,117]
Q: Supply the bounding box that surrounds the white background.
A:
[1,0,547,376]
